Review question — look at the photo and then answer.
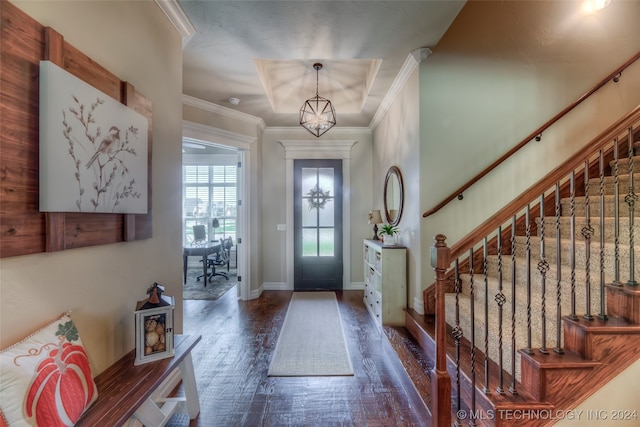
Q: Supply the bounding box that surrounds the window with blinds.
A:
[183,164,237,245]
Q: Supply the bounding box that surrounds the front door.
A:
[293,159,343,290]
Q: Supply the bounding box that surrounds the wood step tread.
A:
[563,315,640,332]
[518,348,601,369]
[606,282,640,295]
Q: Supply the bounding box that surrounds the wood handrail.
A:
[422,51,640,219]
[448,104,640,261]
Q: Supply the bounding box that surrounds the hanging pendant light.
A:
[299,63,336,137]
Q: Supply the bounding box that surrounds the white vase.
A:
[383,234,397,246]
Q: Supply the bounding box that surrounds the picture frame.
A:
[134,305,174,366]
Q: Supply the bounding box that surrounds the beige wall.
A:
[419,0,640,286]
[260,128,373,288]
[372,69,423,309]
[0,1,183,375]
[417,0,640,416]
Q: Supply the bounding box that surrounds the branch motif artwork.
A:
[39,60,148,214]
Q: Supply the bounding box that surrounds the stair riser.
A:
[445,294,570,381]
[513,237,640,279]
[587,172,640,196]
[560,196,640,217]
[535,217,640,245]
[457,274,603,321]
[609,155,640,172]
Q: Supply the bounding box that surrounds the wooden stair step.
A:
[520,315,640,407]
[519,348,601,402]
[404,311,548,410]
[563,315,640,359]
[606,283,640,323]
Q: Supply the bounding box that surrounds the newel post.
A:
[431,234,451,426]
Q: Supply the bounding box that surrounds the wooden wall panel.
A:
[0,1,152,258]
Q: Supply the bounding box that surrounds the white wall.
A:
[0,1,183,374]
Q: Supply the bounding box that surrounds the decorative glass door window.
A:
[301,167,335,257]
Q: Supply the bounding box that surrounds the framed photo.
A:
[134,306,174,366]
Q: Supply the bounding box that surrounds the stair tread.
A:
[563,315,640,332]
[519,348,601,368]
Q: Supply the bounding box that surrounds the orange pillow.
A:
[0,313,98,426]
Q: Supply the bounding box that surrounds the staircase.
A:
[406,109,640,426]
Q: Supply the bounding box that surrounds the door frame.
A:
[279,140,358,290]
[183,120,256,300]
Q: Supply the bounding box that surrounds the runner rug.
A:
[268,291,354,376]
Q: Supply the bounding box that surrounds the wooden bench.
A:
[76,334,201,427]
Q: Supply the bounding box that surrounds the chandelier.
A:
[299,63,336,137]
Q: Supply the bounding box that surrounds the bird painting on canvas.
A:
[85,125,120,169]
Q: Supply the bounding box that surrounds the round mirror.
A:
[383,166,404,226]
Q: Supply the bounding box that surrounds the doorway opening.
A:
[182,141,241,301]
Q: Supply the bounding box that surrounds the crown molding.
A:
[154,0,196,48]
[264,126,371,135]
[183,120,256,150]
[182,95,266,131]
[264,126,372,136]
[278,140,358,159]
[369,47,432,131]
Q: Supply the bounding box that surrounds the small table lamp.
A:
[368,209,383,240]
[212,218,220,240]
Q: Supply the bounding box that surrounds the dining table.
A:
[183,242,221,288]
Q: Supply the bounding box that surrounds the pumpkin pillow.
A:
[0,312,98,426]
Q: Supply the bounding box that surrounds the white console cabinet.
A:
[363,239,407,327]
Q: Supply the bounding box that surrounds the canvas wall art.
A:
[39,60,148,214]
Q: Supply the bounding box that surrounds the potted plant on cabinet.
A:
[377,223,400,246]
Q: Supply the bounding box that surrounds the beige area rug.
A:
[268,292,354,377]
[182,266,237,300]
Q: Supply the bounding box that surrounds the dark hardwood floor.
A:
[167,288,432,426]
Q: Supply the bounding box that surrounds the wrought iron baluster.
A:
[598,150,608,320]
[495,227,506,394]
[569,171,578,320]
[525,204,534,355]
[626,127,638,286]
[583,160,595,321]
[483,238,490,395]
[613,138,622,286]
[555,183,564,353]
[453,259,463,427]
[509,215,518,395]
[469,249,477,427]
[538,195,549,354]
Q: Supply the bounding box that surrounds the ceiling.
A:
[177,1,466,130]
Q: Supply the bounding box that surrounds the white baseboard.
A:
[412,296,424,315]
[345,281,365,290]
[262,282,289,291]
[250,286,263,299]
[263,282,364,291]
